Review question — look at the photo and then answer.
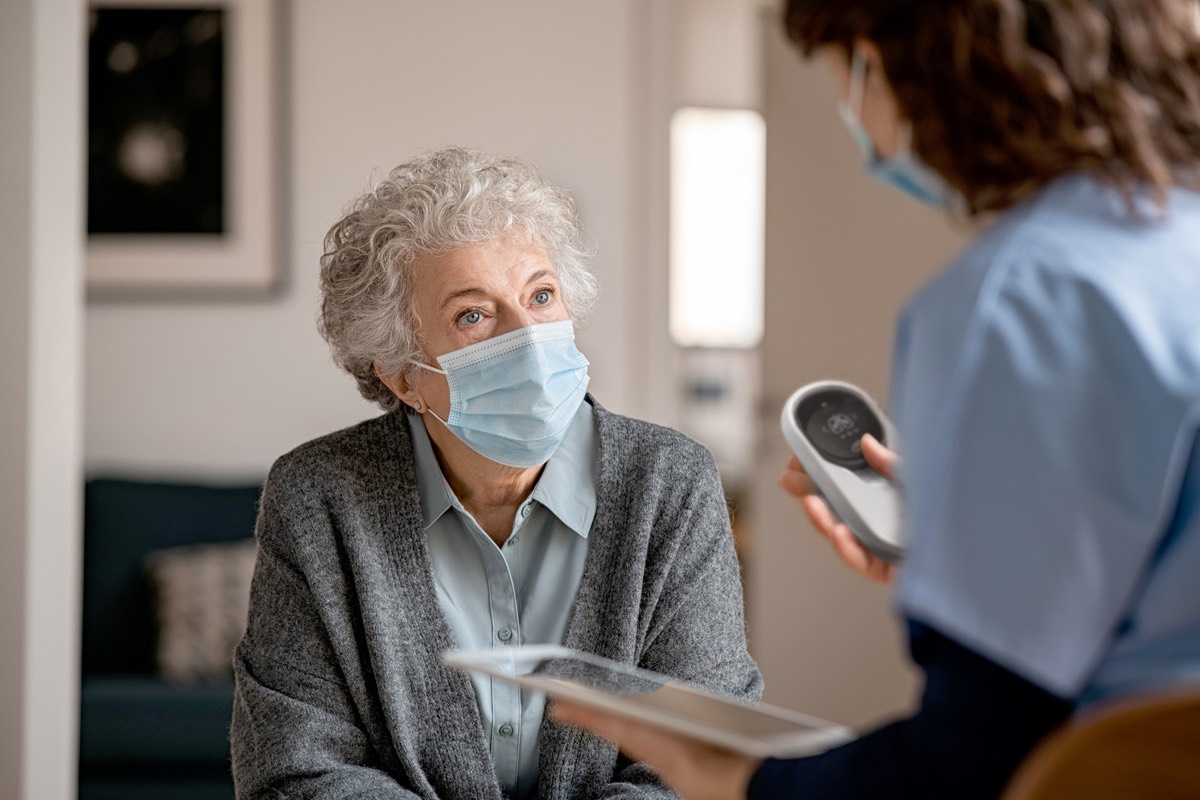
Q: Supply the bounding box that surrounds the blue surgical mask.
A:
[412,320,590,468]
[838,50,948,208]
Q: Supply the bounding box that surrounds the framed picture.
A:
[86,0,281,298]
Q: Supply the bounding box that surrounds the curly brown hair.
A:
[784,0,1200,214]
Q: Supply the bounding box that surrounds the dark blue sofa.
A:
[80,478,261,800]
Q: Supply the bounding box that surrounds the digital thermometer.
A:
[781,380,905,564]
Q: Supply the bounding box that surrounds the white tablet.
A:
[441,645,854,758]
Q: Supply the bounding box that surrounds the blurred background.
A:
[2,1,966,798]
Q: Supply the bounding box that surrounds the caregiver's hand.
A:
[550,701,761,800]
[780,433,899,585]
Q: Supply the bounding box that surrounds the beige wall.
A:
[746,13,968,728]
[84,0,672,479]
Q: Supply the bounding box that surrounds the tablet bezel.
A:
[441,644,853,758]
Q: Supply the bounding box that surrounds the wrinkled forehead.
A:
[410,237,559,310]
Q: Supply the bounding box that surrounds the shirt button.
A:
[498,723,514,737]
[521,504,531,517]
[497,627,513,642]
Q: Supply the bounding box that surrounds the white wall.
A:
[0,0,85,797]
[85,0,665,479]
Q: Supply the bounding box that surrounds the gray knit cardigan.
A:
[231,399,762,799]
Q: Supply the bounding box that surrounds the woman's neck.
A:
[423,416,543,545]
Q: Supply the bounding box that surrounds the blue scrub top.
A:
[892,173,1200,704]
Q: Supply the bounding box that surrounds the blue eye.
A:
[533,290,551,305]
[460,310,483,326]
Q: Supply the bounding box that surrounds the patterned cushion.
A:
[144,538,256,684]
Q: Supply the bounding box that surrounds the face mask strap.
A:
[848,48,918,164]
[847,47,868,118]
[409,359,447,377]
[404,358,447,419]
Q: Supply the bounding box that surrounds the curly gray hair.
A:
[319,147,599,411]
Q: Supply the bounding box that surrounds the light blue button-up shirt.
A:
[892,174,1200,703]
[408,401,596,800]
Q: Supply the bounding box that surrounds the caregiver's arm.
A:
[747,622,1072,799]
[557,622,1071,800]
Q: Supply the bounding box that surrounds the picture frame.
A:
[86,0,281,298]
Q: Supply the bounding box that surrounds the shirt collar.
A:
[407,413,454,530]
[405,400,597,538]
[528,400,596,539]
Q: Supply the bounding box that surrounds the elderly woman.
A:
[229,146,762,799]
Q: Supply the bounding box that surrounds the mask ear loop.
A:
[409,360,447,377]
[847,47,868,118]
[406,358,448,417]
[848,47,917,164]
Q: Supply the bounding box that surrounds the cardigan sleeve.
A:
[602,447,764,799]
[230,463,422,800]
[636,447,763,701]
[592,759,678,799]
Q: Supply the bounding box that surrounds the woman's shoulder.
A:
[267,412,411,487]
[911,174,1200,352]
[591,399,717,474]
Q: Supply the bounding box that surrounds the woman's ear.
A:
[851,38,905,159]
[853,38,883,70]
[374,362,425,412]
